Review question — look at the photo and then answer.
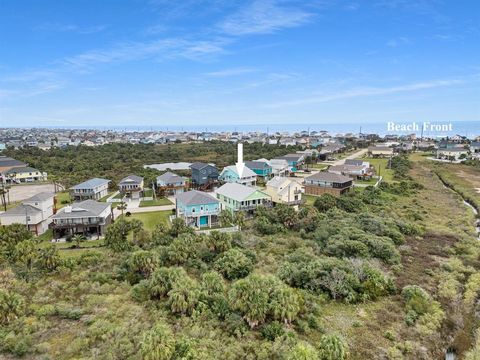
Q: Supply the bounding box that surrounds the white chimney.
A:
[237,143,243,165]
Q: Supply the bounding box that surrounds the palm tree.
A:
[129,218,144,244]
[234,211,246,229]
[318,334,349,360]
[0,290,24,325]
[39,244,61,271]
[117,201,127,216]
[72,234,86,248]
[141,323,175,360]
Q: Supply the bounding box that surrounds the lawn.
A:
[303,194,318,206]
[55,191,71,209]
[143,189,154,197]
[99,192,114,202]
[359,158,394,182]
[139,197,172,207]
[354,178,379,186]
[308,163,328,170]
[128,210,172,231]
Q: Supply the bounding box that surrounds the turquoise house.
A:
[245,161,272,178]
[219,165,257,186]
[275,154,305,172]
[175,190,220,228]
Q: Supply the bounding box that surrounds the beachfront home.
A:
[368,146,394,157]
[275,153,305,172]
[156,171,187,195]
[4,166,47,183]
[70,178,110,201]
[216,183,271,214]
[304,172,353,196]
[0,192,54,235]
[50,200,112,239]
[436,148,469,161]
[265,177,302,207]
[118,175,144,199]
[219,165,257,187]
[189,162,219,186]
[470,142,480,153]
[245,160,272,178]
[175,190,220,228]
[328,159,373,180]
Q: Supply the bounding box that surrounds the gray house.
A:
[118,175,144,199]
[189,162,219,187]
[156,171,187,195]
[70,178,110,201]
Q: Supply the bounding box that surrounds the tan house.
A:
[0,192,54,235]
[265,176,302,207]
[368,146,394,157]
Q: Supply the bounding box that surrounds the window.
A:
[200,206,204,211]
[192,208,196,213]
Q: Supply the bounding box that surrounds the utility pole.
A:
[1,181,6,212]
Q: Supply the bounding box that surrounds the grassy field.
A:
[98,192,115,202]
[360,157,394,182]
[139,197,172,207]
[308,163,328,170]
[128,210,172,231]
[354,177,378,185]
[54,191,71,209]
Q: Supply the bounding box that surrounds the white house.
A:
[70,178,110,201]
[0,192,54,235]
[265,177,302,207]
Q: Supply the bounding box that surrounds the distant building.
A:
[304,172,353,196]
[156,171,187,195]
[189,162,219,186]
[274,153,305,172]
[0,192,54,235]
[436,148,469,161]
[216,183,271,214]
[175,190,220,228]
[4,166,47,183]
[0,156,27,183]
[51,200,112,239]
[265,177,302,207]
[328,160,373,179]
[118,175,144,199]
[70,178,111,201]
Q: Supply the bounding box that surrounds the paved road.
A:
[323,148,369,166]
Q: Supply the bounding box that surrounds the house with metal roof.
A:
[189,162,219,187]
[304,172,353,196]
[118,175,144,199]
[70,178,110,201]
[50,200,112,239]
[274,153,305,172]
[219,165,257,187]
[0,192,54,235]
[245,160,272,178]
[215,183,271,214]
[156,171,187,195]
[265,177,302,207]
[175,190,220,228]
[5,166,47,183]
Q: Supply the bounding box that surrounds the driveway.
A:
[6,183,58,203]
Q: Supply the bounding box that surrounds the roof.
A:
[216,182,267,202]
[157,171,185,183]
[0,204,42,218]
[25,192,54,202]
[189,162,216,170]
[119,175,143,185]
[245,160,271,170]
[52,200,110,219]
[266,176,292,189]
[438,148,469,152]
[305,172,352,183]
[176,190,218,206]
[71,178,110,190]
[222,165,257,178]
[368,146,393,151]
[5,166,39,174]
[344,159,364,166]
[0,156,27,168]
[279,153,304,161]
[329,164,364,172]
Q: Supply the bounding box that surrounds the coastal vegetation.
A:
[1,146,480,359]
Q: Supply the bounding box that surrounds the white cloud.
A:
[35,23,107,34]
[204,67,257,76]
[218,0,313,36]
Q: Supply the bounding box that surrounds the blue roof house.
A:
[175,190,220,228]
[245,161,272,178]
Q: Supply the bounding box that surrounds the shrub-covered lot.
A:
[2,153,480,359]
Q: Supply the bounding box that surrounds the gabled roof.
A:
[52,200,110,219]
[245,160,271,170]
[344,159,364,166]
[279,153,304,161]
[0,156,27,168]
[71,178,110,190]
[266,176,291,189]
[5,166,40,174]
[216,183,269,202]
[189,162,216,170]
[176,190,218,206]
[329,165,364,173]
[368,146,392,151]
[0,204,42,218]
[119,175,143,185]
[157,171,185,183]
[25,192,54,202]
[305,172,352,183]
[221,165,256,178]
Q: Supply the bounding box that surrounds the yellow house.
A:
[6,166,47,183]
[265,176,302,207]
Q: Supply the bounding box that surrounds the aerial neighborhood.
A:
[2,128,480,238]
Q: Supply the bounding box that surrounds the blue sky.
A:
[0,0,479,128]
